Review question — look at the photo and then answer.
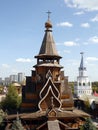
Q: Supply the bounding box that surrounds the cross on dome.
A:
[46,11,51,20]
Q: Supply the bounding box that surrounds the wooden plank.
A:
[48,120,60,130]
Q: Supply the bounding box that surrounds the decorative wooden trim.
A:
[38,85,61,111]
[39,77,60,99]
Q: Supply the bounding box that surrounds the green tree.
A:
[84,96,90,112]
[0,109,7,130]
[80,118,96,130]
[92,82,98,93]
[0,86,4,94]
[1,84,21,113]
[0,109,6,124]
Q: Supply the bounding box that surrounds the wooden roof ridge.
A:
[73,109,90,117]
[5,109,90,120]
[39,77,60,99]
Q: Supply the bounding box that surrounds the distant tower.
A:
[74,52,92,97]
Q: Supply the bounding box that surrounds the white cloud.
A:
[2,64,10,68]
[74,11,84,15]
[16,58,34,63]
[86,57,98,61]
[64,0,98,11]
[57,22,73,27]
[91,14,98,22]
[64,41,79,46]
[89,36,98,43]
[81,23,90,28]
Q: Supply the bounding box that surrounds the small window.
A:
[83,83,85,86]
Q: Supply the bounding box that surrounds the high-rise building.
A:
[18,72,25,83]
[0,78,2,85]
[10,74,18,83]
[4,77,10,86]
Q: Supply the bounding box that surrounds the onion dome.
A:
[45,19,52,29]
[45,11,52,29]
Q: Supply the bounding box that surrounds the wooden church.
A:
[21,13,74,113]
[6,13,90,130]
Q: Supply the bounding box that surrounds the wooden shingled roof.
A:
[35,19,61,59]
[5,109,90,120]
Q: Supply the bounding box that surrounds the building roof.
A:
[34,62,63,68]
[35,17,61,59]
[79,52,86,71]
[5,109,90,120]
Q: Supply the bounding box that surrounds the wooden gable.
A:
[40,77,60,99]
[38,86,61,111]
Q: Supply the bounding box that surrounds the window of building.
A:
[83,83,85,86]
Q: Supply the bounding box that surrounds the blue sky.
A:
[0,0,98,81]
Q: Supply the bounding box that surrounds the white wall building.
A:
[74,52,92,97]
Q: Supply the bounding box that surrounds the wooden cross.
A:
[46,11,51,20]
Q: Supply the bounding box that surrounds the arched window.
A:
[83,83,85,86]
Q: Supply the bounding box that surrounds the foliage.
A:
[0,86,4,94]
[84,97,90,108]
[83,96,90,112]
[0,109,7,130]
[80,118,96,130]
[1,84,21,113]
[0,109,6,124]
[92,82,98,93]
